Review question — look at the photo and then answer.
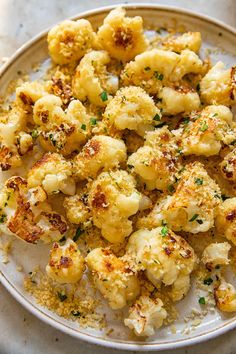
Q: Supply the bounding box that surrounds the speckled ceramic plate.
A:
[0,3,236,351]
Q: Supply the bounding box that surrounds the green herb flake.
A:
[100,91,108,102]
[189,214,199,222]
[57,292,67,302]
[198,297,206,305]
[154,71,164,80]
[71,311,81,317]
[168,184,175,193]
[204,277,213,286]
[195,178,203,185]
[90,118,97,126]
[160,226,169,237]
[81,124,86,130]
[214,193,221,199]
[155,122,167,128]
[0,214,6,223]
[59,235,66,243]
[183,117,190,125]
[31,130,39,139]
[144,66,151,71]
[153,113,161,122]
[200,121,208,132]
[73,228,84,242]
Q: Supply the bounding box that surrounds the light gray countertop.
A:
[0,1,236,353]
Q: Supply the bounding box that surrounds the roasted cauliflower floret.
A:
[96,7,148,62]
[124,295,167,336]
[171,49,203,81]
[63,193,91,225]
[220,148,236,181]
[163,32,201,53]
[86,247,140,309]
[182,105,235,157]
[215,198,236,246]
[0,176,68,244]
[0,107,33,170]
[72,50,118,106]
[158,86,200,115]
[28,152,75,195]
[214,280,236,312]
[88,170,141,243]
[202,242,231,270]
[33,94,90,155]
[47,19,95,65]
[46,239,85,283]
[73,135,127,180]
[104,86,160,136]
[200,62,236,106]
[128,127,183,191]
[127,227,196,301]
[152,162,221,233]
[16,81,48,111]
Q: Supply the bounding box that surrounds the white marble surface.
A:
[0,1,235,353]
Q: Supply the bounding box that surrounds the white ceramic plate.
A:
[0,4,236,351]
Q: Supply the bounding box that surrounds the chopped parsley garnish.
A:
[161,226,168,237]
[189,214,199,222]
[0,214,6,223]
[31,130,39,139]
[195,177,203,185]
[100,91,108,102]
[155,122,167,128]
[183,117,190,125]
[49,133,57,146]
[71,311,81,317]
[196,219,203,224]
[214,193,221,199]
[144,66,151,71]
[200,121,208,132]
[154,71,164,80]
[73,228,84,242]
[59,235,66,243]
[168,184,175,193]
[198,297,206,305]
[153,113,161,121]
[212,113,218,117]
[57,292,67,302]
[81,124,86,130]
[90,118,97,125]
[127,164,134,169]
[204,277,213,286]
[176,148,183,155]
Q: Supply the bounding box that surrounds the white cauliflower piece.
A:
[220,148,236,181]
[151,162,221,233]
[16,81,48,111]
[171,49,203,81]
[214,280,236,312]
[124,296,167,336]
[215,198,236,246]
[73,135,127,180]
[47,19,95,64]
[104,86,160,136]
[128,127,183,191]
[88,170,141,243]
[158,86,200,115]
[33,94,90,155]
[0,176,68,244]
[86,247,140,309]
[163,32,201,53]
[202,242,231,270]
[46,238,85,283]
[96,7,148,62]
[127,227,196,301]
[182,105,235,157]
[200,62,236,106]
[72,50,118,106]
[27,152,75,195]
[63,193,91,225]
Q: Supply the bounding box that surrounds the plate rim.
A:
[0,3,236,351]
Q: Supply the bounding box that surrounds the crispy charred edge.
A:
[101,248,133,275]
[163,233,193,259]
[30,152,55,170]
[51,77,72,104]
[226,209,236,222]
[230,66,236,101]
[0,146,14,171]
[41,212,68,234]
[91,185,108,209]
[6,176,27,190]
[49,243,74,269]
[18,92,34,106]
[113,27,134,48]
[82,139,101,159]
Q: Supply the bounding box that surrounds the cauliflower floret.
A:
[28,152,75,195]
[214,280,236,312]
[72,50,118,106]
[124,296,167,336]
[96,7,148,62]
[88,170,141,243]
[150,162,221,233]
[46,238,85,283]
[16,81,48,111]
[127,227,195,301]
[171,49,203,81]
[73,135,127,180]
[200,62,236,106]
[182,105,235,157]
[86,247,140,309]
[47,19,95,65]
[63,193,91,225]
[0,107,33,170]
[158,86,200,115]
[128,127,183,191]
[0,176,68,244]
[163,32,201,53]
[215,198,236,246]
[220,148,236,181]
[202,242,231,270]
[104,86,160,136]
[33,95,90,155]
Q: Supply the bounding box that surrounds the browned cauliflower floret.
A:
[16,81,48,112]
[103,86,160,136]
[72,50,119,106]
[46,239,85,283]
[214,280,236,312]
[220,148,236,181]
[73,135,127,180]
[63,193,91,225]
[88,170,142,243]
[124,295,167,336]
[86,247,140,309]
[200,62,236,106]
[202,242,231,270]
[127,227,196,301]
[182,105,235,157]
[215,198,236,246]
[33,94,90,155]
[128,127,183,191]
[47,19,95,65]
[28,152,75,195]
[163,32,201,53]
[171,49,203,81]
[148,162,221,233]
[96,7,148,62]
[0,176,68,244]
